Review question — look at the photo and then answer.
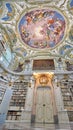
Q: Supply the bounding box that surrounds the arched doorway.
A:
[31,73,57,124]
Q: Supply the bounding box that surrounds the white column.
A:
[0,87,13,124]
[54,85,64,111]
[21,78,34,122]
[24,87,34,111]
[54,78,70,127]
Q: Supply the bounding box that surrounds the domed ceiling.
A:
[18,9,66,49]
[0,0,73,77]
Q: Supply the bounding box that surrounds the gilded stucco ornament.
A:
[39,74,48,86]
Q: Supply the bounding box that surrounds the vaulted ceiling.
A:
[0,0,73,78]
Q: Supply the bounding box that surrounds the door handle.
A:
[43,104,45,106]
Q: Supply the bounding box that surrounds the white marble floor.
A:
[0,122,73,130]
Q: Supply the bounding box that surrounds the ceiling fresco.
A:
[67,0,73,15]
[19,9,66,49]
[59,45,72,55]
[0,0,73,76]
[2,3,14,21]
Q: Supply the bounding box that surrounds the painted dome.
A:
[18,9,66,49]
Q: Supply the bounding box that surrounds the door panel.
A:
[36,105,43,122]
[35,87,54,123]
